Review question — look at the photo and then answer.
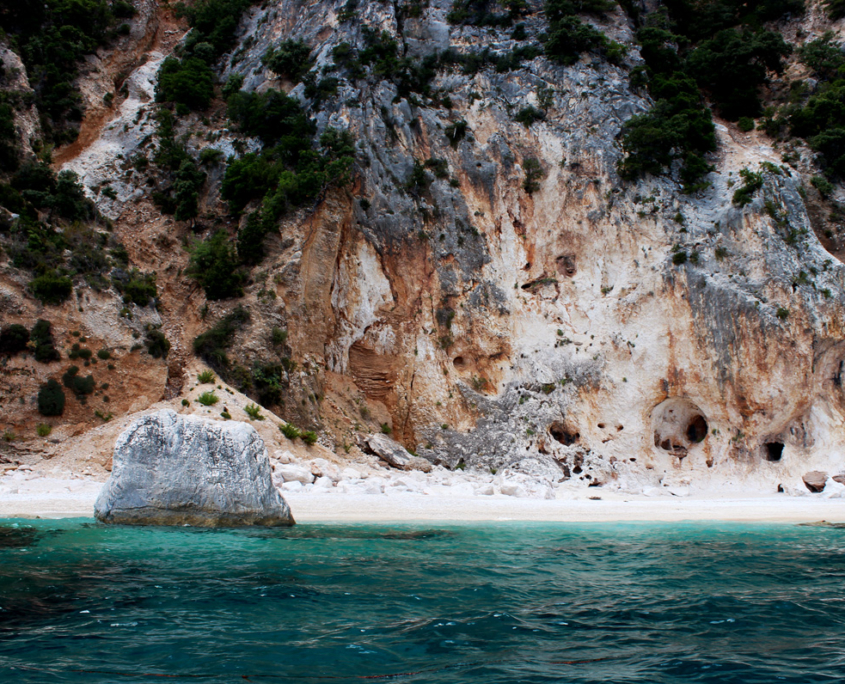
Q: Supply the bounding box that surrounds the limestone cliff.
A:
[2,0,845,495]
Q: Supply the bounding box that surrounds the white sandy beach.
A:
[2,473,845,523]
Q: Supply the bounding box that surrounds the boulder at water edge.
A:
[95,409,294,526]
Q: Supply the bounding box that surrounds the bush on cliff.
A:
[37,379,65,416]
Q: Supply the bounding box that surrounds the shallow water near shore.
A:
[0,520,844,683]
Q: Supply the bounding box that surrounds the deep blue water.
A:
[0,520,844,683]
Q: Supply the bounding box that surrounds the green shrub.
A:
[145,326,171,359]
[0,324,30,354]
[177,0,254,57]
[198,370,216,383]
[737,117,755,132]
[118,270,158,306]
[262,40,313,81]
[522,158,544,194]
[672,250,688,265]
[31,320,60,363]
[447,0,526,26]
[544,15,609,65]
[97,349,110,360]
[798,32,845,79]
[686,29,791,120]
[776,306,790,319]
[197,391,219,406]
[155,57,215,111]
[182,398,190,407]
[811,175,834,198]
[37,423,52,437]
[301,430,318,446]
[732,168,764,206]
[226,89,315,147]
[37,379,65,416]
[187,231,245,300]
[280,423,300,439]
[62,365,95,397]
[514,106,544,127]
[380,423,392,434]
[193,306,250,370]
[271,327,288,347]
[199,148,224,165]
[244,403,265,420]
[29,271,73,305]
[222,73,245,99]
[68,344,92,360]
[444,120,468,147]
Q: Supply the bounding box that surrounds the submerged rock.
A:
[94,409,294,527]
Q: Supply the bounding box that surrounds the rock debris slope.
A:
[1,0,845,496]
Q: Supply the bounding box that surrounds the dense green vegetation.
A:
[155,0,256,112]
[220,89,355,271]
[447,0,527,26]
[0,0,136,144]
[187,230,245,300]
[0,160,137,304]
[543,0,625,65]
[193,306,250,370]
[788,33,845,178]
[262,40,313,81]
[151,109,206,222]
[619,0,799,189]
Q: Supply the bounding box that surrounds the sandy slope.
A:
[1,476,844,523]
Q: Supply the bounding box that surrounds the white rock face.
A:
[94,410,294,526]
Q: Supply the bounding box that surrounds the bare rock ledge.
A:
[94,409,294,527]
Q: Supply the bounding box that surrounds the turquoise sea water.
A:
[0,520,844,683]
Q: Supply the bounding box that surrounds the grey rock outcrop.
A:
[366,434,433,472]
[94,410,294,526]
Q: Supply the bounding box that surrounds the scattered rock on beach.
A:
[275,463,314,485]
[366,434,433,472]
[94,409,294,527]
[803,471,828,493]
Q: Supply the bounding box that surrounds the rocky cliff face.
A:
[2,0,845,495]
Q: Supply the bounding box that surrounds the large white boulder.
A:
[94,410,294,527]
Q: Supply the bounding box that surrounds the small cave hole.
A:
[686,415,708,443]
[765,442,784,462]
[652,397,709,453]
[523,262,532,271]
[550,422,579,446]
[597,423,605,429]
[556,255,577,277]
[573,465,583,474]
[453,356,466,369]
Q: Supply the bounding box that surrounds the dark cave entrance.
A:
[764,442,784,462]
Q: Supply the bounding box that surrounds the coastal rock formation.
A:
[94,409,294,526]
[2,0,845,498]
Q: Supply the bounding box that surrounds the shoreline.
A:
[2,482,845,523]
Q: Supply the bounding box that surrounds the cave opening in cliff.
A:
[686,415,708,443]
[652,398,709,453]
[550,422,579,446]
[764,442,784,462]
